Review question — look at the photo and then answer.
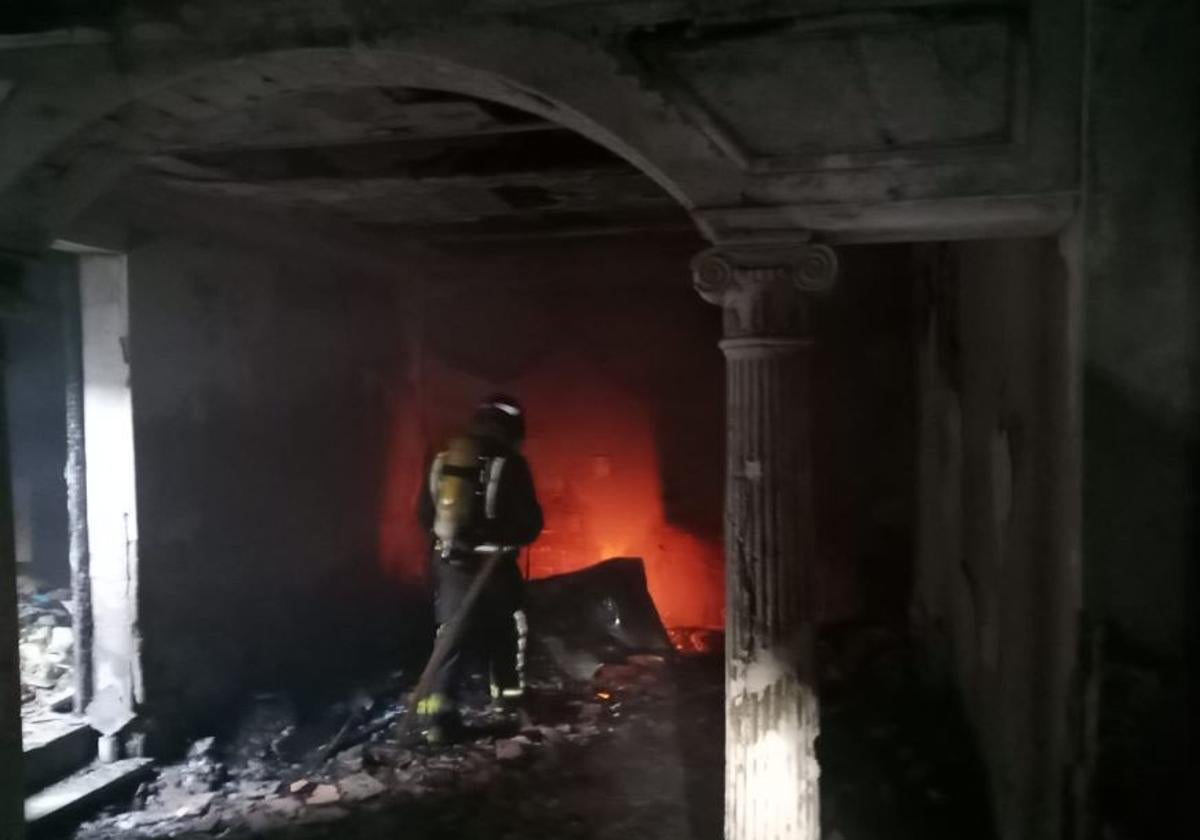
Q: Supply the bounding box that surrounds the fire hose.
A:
[308,549,509,768]
[397,547,508,736]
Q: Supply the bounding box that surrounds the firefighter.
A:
[416,394,543,743]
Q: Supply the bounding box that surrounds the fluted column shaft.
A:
[693,243,838,840]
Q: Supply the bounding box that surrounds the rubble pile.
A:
[17,574,75,710]
[70,560,726,840]
[70,620,993,840]
[74,657,669,840]
[18,553,990,840]
[526,557,675,681]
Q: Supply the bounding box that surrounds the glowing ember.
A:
[668,627,721,654]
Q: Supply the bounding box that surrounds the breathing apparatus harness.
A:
[429,395,524,563]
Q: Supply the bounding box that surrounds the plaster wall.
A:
[1079,1,1198,834]
[128,234,415,737]
[1084,0,1197,652]
[81,252,144,713]
[914,237,1078,840]
[812,244,917,624]
[2,253,71,587]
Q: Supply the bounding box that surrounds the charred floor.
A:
[61,622,989,840]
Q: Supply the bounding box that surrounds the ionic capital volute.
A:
[692,242,838,339]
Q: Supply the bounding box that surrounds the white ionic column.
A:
[693,243,838,840]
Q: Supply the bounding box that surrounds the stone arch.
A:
[0,23,738,251]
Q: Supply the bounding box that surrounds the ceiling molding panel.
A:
[636,10,1027,174]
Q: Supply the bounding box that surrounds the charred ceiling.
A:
[133,87,688,243]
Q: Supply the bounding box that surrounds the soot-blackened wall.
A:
[914,237,1078,840]
[3,254,72,588]
[1080,5,1197,837]
[129,235,418,736]
[812,244,917,624]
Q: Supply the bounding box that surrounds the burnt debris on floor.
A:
[526,557,677,680]
[18,575,75,709]
[18,574,78,732]
[65,558,722,840]
[62,624,992,840]
[70,652,716,840]
[46,560,988,840]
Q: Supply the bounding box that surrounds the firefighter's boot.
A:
[416,693,462,745]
